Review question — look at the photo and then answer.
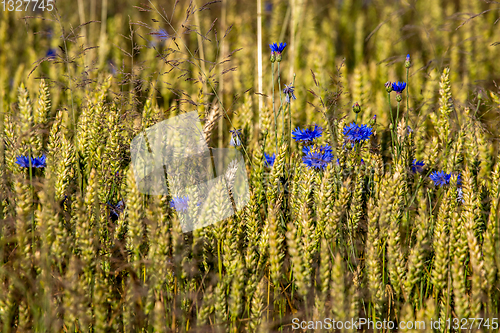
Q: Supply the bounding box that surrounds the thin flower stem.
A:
[396,100,401,159]
[29,149,34,254]
[406,68,409,130]
[217,239,222,281]
[387,93,396,157]
[289,74,296,171]
[272,62,278,154]
[278,62,284,144]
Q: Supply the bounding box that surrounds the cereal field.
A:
[1,0,500,332]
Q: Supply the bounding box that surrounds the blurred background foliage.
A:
[1,0,500,146]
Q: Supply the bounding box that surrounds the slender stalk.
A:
[217,239,222,281]
[396,100,401,159]
[218,0,227,158]
[288,74,296,171]
[387,92,396,157]
[193,0,207,96]
[277,61,283,139]
[98,0,108,67]
[272,62,278,154]
[29,150,34,254]
[257,0,263,131]
[406,68,410,130]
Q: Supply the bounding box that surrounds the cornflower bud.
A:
[405,54,411,68]
[385,81,393,93]
[352,102,361,114]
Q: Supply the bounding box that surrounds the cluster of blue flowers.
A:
[292,125,332,170]
[301,144,333,170]
[292,125,323,142]
[429,171,451,186]
[15,154,47,168]
[269,42,286,54]
[342,122,373,147]
[429,171,463,202]
[392,81,407,94]
[269,42,286,62]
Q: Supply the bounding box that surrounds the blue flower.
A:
[392,81,407,94]
[229,129,242,147]
[411,159,425,173]
[265,1,273,12]
[153,28,169,41]
[342,122,373,145]
[170,196,189,212]
[269,42,286,54]
[457,188,464,203]
[405,54,411,68]
[292,125,323,142]
[15,154,47,168]
[456,173,462,186]
[107,200,124,220]
[46,48,56,59]
[283,84,296,103]
[302,144,333,170]
[429,171,451,187]
[264,152,275,167]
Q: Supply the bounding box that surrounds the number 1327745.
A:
[2,0,54,11]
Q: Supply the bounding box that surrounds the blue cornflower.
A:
[265,1,273,12]
[456,173,462,186]
[264,152,276,167]
[342,122,373,146]
[292,125,323,142]
[269,42,286,54]
[107,200,124,220]
[411,159,425,173]
[429,171,451,187]
[46,48,56,59]
[153,28,169,41]
[392,81,407,94]
[457,188,464,203]
[170,196,189,212]
[302,144,333,170]
[283,84,296,103]
[405,54,411,68]
[229,129,242,147]
[15,154,47,168]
